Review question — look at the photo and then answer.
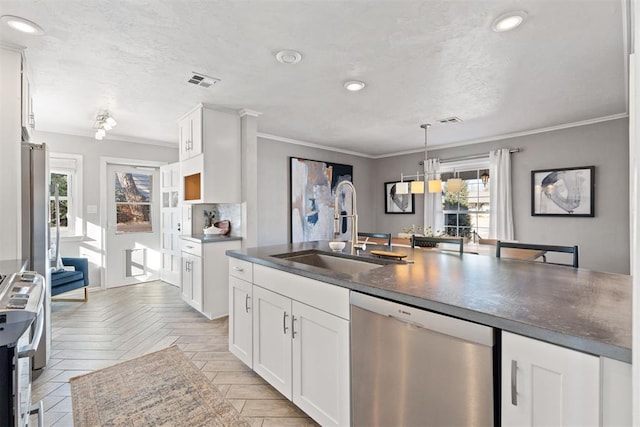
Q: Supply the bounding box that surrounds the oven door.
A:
[15,306,44,427]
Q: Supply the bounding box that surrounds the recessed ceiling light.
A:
[275,49,303,64]
[492,11,527,33]
[1,15,44,35]
[344,80,366,92]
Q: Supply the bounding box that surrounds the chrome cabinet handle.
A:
[233,266,244,272]
[292,315,298,339]
[511,360,518,406]
[185,245,194,249]
[245,294,250,313]
[283,312,289,334]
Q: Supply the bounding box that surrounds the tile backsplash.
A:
[190,203,242,236]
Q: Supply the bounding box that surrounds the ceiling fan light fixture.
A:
[492,11,527,32]
[1,15,44,35]
[344,80,366,92]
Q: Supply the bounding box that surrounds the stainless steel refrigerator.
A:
[21,142,50,372]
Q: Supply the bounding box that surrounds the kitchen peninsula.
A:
[226,241,631,426]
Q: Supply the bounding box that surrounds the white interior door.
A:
[160,163,181,286]
[105,163,161,288]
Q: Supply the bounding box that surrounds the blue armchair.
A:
[51,257,89,301]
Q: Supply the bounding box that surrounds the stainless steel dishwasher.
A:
[351,292,496,427]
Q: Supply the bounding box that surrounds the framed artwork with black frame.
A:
[531,166,595,217]
[384,181,415,214]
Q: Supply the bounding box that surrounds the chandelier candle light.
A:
[397,123,442,195]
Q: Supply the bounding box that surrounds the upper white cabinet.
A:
[179,104,241,203]
[178,107,202,160]
[501,331,600,427]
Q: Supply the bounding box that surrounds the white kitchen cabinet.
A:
[178,107,202,160]
[229,258,254,368]
[291,299,350,427]
[252,285,293,398]
[181,251,202,311]
[229,276,253,367]
[250,264,351,427]
[21,52,35,141]
[501,331,600,427]
[179,104,241,204]
[182,238,241,319]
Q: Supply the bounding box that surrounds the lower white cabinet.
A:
[501,331,600,427]
[252,284,350,427]
[229,276,253,367]
[181,252,202,311]
[228,261,351,427]
[181,239,241,319]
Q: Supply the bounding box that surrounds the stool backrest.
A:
[496,241,579,268]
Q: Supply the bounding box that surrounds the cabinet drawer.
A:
[180,239,202,256]
[229,258,253,282]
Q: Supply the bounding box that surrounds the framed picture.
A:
[531,166,594,217]
[290,157,353,243]
[385,181,415,214]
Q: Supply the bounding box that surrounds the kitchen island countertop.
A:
[227,241,632,363]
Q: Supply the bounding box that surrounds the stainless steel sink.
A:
[272,250,399,275]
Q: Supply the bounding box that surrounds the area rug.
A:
[70,345,251,427]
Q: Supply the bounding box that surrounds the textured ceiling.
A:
[0,0,629,156]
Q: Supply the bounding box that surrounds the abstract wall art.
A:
[290,157,353,242]
[384,181,415,214]
[531,166,594,217]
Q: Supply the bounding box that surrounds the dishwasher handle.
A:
[350,291,494,347]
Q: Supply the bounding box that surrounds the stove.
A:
[0,271,45,427]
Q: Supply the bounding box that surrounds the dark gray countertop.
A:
[182,234,243,244]
[226,241,632,363]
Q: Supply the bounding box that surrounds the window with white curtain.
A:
[49,153,83,237]
[439,159,491,239]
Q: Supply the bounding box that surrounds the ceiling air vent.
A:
[437,116,463,124]
[187,72,220,88]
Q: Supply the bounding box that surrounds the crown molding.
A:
[257,132,375,158]
[239,108,262,117]
[373,113,630,159]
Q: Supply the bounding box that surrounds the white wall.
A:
[33,130,178,286]
[0,48,23,261]
[374,118,630,274]
[256,137,375,246]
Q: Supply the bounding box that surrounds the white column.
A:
[239,109,261,248]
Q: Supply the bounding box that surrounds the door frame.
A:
[99,156,167,290]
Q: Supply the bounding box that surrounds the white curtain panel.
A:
[423,158,444,233]
[489,148,515,240]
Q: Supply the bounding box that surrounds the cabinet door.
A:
[181,253,192,301]
[229,276,252,367]
[190,254,202,311]
[189,108,203,156]
[252,285,292,399]
[178,115,191,161]
[501,332,600,427]
[292,301,350,427]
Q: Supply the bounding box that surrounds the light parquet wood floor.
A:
[32,281,318,427]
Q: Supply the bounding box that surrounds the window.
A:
[440,160,490,239]
[114,172,153,233]
[50,153,82,237]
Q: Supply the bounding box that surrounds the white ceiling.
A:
[0,0,629,156]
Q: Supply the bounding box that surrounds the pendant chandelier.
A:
[397,123,442,194]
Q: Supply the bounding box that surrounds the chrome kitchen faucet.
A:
[333,181,363,255]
